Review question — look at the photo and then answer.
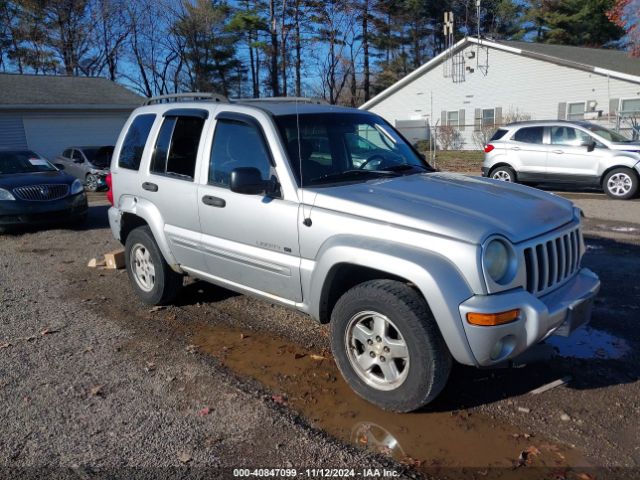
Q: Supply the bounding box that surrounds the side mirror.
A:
[230,167,268,195]
[580,139,596,152]
[54,163,65,170]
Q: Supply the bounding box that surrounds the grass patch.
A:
[417,150,484,174]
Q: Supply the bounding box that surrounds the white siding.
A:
[367,44,640,150]
[22,111,130,160]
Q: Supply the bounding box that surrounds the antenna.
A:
[443,11,454,79]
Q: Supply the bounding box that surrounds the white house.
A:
[0,74,143,160]
[360,38,640,150]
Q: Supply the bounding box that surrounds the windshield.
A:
[0,151,57,174]
[275,112,432,186]
[586,125,632,143]
[82,146,114,168]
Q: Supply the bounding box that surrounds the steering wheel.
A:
[358,154,387,170]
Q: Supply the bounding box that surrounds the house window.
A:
[482,108,495,128]
[621,98,640,115]
[447,111,459,127]
[567,102,586,120]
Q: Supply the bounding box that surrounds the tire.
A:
[124,226,183,305]
[330,279,452,412]
[603,167,638,200]
[490,166,517,183]
[85,173,99,192]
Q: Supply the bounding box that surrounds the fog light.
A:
[467,309,520,326]
[490,335,516,360]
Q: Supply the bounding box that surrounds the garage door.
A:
[23,113,130,161]
[0,115,28,150]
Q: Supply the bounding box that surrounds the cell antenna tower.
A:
[443,11,454,78]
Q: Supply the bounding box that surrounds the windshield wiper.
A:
[309,169,399,185]
[383,163,431,173]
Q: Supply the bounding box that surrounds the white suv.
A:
[482,120,640,199]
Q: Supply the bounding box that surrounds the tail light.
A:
[106,172,113,206]
[484,144,495,153]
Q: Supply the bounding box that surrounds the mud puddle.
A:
[192,322,589,478]
[547,326,631,360]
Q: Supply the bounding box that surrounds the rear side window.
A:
[150,116,205,180]
[489,129,508,141]
[513,126,544,144]
[118,114,156,170]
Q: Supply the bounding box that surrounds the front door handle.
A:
[142,182,158,192]
[552,149,564,154]
[202,195,226,208]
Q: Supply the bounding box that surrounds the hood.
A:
[608,142,640,153]
[310,172,575,244]
[0,170,75,190]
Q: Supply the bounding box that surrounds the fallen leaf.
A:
[40,328,59,336]
[576,473,595,480]
[240,333,249,339]
[177,452,192,463]
[197,407,210,417]
[0,342,10,349]
[310,354,326,361]
[145,362,156,372]
[149,306,166,312]
[185,344,197,354]
[294,353,306,359]
[272,394,287,405]
[89,385,104,397]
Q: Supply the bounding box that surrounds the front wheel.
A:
[330,280,452,412]
[85,174,100,192]
[125,226,183,305]
[603,168,638,199]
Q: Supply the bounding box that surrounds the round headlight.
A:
[70,179,84,195]
[484,239,512,284]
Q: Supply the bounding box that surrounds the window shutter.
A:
[609,98,619,117]
[474,108,481,131]
[557,102,567,120]
[441,110,447,126]
[495,107,502,126]
[458,109,465,130]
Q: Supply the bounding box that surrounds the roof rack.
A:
[144,92,228,105]
[234,96,329,105]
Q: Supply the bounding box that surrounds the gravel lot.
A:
[1,188,639,479]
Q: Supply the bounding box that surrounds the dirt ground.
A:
[1,187,639,479]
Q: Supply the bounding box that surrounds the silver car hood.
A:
[608,142,640,153]
[310,172,575,244]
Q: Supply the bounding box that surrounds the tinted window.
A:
[0,151,56,174]
[513,127,544,144]
[209,120,272,187]
[151,116,204,180]
[119,114,156,170]
[490,129,508,141]
[62,149,71,158]
[71,150,83,162]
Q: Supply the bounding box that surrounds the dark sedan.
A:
[0,150,88,230]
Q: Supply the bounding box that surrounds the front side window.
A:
[513,126,544,144]
[209,120,272,187]
[151,116,204,180]
[119,114,156,171]
[586,125,631,143]
[71,150,83,162]
[550,126,592,146]
[567,102,585,120]
[276,112,430,187]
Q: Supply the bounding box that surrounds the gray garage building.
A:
[0,74,143,160]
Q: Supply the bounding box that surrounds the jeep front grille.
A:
[523,227,581,296]
[13,184,69,201]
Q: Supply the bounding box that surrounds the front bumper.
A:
[0,193,88,226]
[459,268,600,366]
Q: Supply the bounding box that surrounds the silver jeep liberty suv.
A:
[107,93,600,412]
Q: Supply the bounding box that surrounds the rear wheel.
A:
[330,280,452,412]
[125,226,183,305]
[603,168,638,199]
[490,166,516,183]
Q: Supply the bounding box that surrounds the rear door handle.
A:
[552,149,564,154]
[142,182,158,192]
[202,195,226,208]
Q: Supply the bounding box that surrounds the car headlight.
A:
[0,188,15,201]
[483,238,516,284]
[70,179,84,195]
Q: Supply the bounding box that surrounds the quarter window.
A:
[209,120,272,187]
[150,116,204,180]
[118,114,156,171]
[513,126,544,144]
